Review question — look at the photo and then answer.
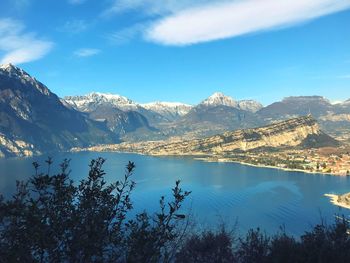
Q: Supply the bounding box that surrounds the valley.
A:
[1,63,350,169]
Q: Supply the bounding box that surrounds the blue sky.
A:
[0,0,349,105]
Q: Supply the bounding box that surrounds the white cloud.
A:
[108,24,146,44]
[58,19,89,34]
[74,48,101,57]
[145,0,350,46]
[0,18,53,64]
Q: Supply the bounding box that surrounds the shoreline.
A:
[69,147,345,176]
[324,194,350,210]
[193,157,335,176]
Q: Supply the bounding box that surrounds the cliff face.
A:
[148,116,338,155]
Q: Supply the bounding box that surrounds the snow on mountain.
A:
[141,101,193,120]
[64,92,139,112]
[64,91,262,121]
[200,92,238,108]
[65,92,193,121]
[199,92,262,112]
[238,100,263,113]
[0,63,51,96]
[331,100,344,105]
[335,99,350,106]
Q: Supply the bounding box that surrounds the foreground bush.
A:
[0,158,190,262]
[0,157,350,262]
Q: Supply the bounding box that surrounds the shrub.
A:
[175,229,235,263]
[0,157,190,262]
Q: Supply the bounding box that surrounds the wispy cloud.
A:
[58,19,89,34]
[145,0,350,46]
[73,48,101,57]
[104,0,215,16]
[68,0,86,5]
[337,74,350,79]
[107,24,146,45]
[0,18,53,64]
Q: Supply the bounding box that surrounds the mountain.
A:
[199,92,239,108]
[146,116,339,155]
[64,92,264,138]
[0,64,116,157]
[339,99,350,106]
[258,96,333,119]
[178,105,262,135]
[86,105,154,135]
[140,101,193,121]
[65,92,168,127]
[173,92,263,137]
[333,99,350,113]
[64,92,164,141]
[199,92,262,112]
[238,100,263,113]
[65,92,138,112]
[257,96,350,135]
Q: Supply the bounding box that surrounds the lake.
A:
[0,151,349,236]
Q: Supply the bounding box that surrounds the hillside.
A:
[146,116,339,155]
[0,64,116,157]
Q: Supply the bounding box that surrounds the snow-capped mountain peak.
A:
[0,63,50,96]
[238,100,263,113]
[0,63,29,77]
[87,92,134,104]
[200,92,238,108]
[64,92,138,112]
[0,63,14,70]
[334,99,350,107]
[141,101,193,118]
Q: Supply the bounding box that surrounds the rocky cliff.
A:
[147,116,339,155]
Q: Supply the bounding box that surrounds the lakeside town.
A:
[72,142,350,176]
[199,147,350,176]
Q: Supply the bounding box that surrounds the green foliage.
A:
[0,157,190,262]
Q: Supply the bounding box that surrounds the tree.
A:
[0,157,190,262]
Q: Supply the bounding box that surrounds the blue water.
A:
[0,151,349,236]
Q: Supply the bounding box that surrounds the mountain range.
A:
[0,64,348,157]
[64,91,350,139]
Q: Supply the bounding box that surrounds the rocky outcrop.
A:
[147,116,339,155]
[0,134,39,157]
